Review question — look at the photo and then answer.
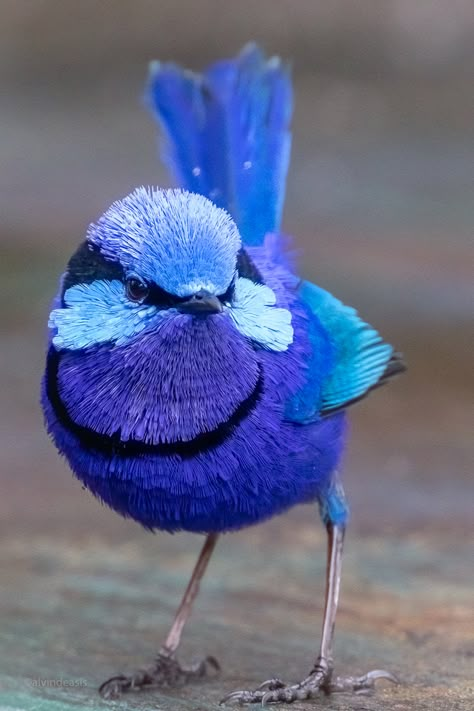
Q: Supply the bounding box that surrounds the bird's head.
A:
[47,188,293,447]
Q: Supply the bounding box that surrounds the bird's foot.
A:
[99,651,220,699]
[220,663,399,705]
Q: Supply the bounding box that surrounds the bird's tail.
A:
[145,43,293,246]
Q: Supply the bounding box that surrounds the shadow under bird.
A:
[42,44,405,704]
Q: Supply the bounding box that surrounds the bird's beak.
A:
[177,289,224,315]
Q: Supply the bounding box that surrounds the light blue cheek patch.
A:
[228,277,293,351]
[49,280,159,350]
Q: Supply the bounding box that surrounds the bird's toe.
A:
[220,665,399,705]
[327,668,400,694]
[98,652,220,698]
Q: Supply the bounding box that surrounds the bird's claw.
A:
[220,667,399,705]
[329,668,400,694]
[99,652,220,699]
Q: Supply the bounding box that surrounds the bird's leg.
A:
[222,476,398,705]
[99,532,220,699]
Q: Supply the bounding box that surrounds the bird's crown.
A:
[88,187,241,297]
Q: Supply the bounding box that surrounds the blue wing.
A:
[287,280,405,422]
[145,43,292,246]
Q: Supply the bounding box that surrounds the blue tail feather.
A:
[145,43,293,246]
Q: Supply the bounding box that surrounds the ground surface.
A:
[0,501,473,711]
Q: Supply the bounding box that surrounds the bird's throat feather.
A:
[47,316,262,453]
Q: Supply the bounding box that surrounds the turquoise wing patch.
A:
[299,280,405,416]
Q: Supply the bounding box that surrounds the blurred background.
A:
[1,3,473,710]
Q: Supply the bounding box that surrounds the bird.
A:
[42,43,405,705]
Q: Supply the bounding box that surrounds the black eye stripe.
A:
[62,241,124,302]
[219,280,235,303]
[62,241,255,308]
[236,248,264,284]
[144,283,187,308]
[145,283,233,308]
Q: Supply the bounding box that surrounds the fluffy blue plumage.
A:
[42,44,404,536]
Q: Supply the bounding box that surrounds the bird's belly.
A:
[46,396,346,532]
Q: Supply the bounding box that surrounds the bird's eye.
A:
[125,277,149,303]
